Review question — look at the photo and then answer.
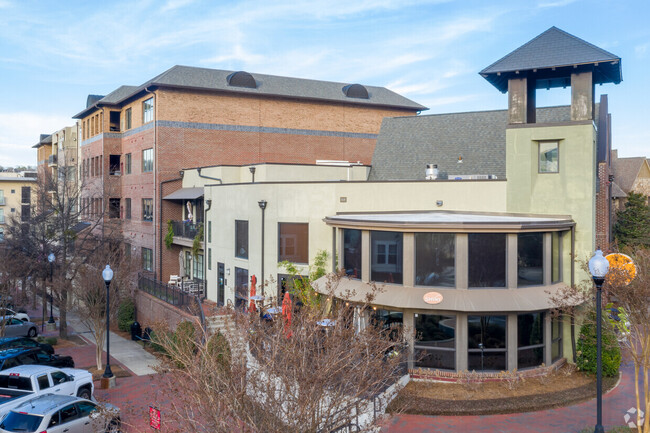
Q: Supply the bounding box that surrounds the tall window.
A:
[142,248,153,272]
[517,233,543,286]
[21,187,30,204]
[552,232,562,283]
[551,316,563,362]
[124,243,131,260]
[124,198,131,219]
[20,205,30,222]
[208,248,212,271]
[208,221,212,243]
[0,190,4,205]
[415,233,455,287]
[278,223,308,263]
[343,229,362,279]
[517,312,545,369]
[235,220,248,259]
[468,315,507,371]
[185,251,192,277]
[143,98,154,123]
[142,148,153,172]
[415,314,456,370]
[235,267,248,310]
[108,198,120,219]
[468,234,506,288]
[371,231,403,284]
[539,141,559,173]
[125,153,132,174]
[142,198,153,221]
[0,209,4,224]
[194,254,204,279]
[125,108,132,130]
[0,227,4,242]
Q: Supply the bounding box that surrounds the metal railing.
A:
[170,221,203,240]
[138,273,194,309]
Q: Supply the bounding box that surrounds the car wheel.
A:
[27,327,37,338]
[77,387,92,400]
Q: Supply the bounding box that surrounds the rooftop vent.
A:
[86,94,104,108]
[227,71,257,89]
[342,84,369,99]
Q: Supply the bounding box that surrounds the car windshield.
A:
[0,411,43,432]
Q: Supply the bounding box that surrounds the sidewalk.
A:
[23,301,160,376]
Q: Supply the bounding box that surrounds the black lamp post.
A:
[588,249,609,433]
[102,265,114,378]
[258,200,267,296]
[47,253,55,324]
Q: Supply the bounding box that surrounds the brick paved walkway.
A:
[383,362,639,433]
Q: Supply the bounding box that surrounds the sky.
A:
[0,0,648,167]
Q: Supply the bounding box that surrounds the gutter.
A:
[196,168,222,184]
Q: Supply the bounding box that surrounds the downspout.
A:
[570,224,577,362]
[158,175,183,280]
[145,87,157,278]
[196,168,222,184]
[203,199,211,301]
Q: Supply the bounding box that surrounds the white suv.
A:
[0,394,120,433]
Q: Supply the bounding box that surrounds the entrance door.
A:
[217,263,225,306]
[235,267,248,310]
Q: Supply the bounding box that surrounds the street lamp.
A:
[102,265,114,379]
[588,249,609,433]
[47,253,55,324]
[258,200,267,297]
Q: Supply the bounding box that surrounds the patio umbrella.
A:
[282,292,292,337]
[178,250,185,279]
[249,275,257,313]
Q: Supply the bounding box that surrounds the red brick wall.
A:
[595,161,612,250]
[135,290,197,331]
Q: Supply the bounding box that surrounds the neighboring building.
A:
[611,150,650,209]
[195,27,620,373]
[0,175,37,243]
[33,134,53,179]
[72,67,425,280]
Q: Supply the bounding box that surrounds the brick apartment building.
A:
[72,66,426,280]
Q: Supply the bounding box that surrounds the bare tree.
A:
[152,273,408,433]
[605,247,650,432]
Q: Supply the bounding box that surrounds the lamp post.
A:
[47,253,55,324]
[588,249,609,433]
[102,265,114,379]
[258,200,267,296]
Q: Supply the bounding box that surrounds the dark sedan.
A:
[0,337,55,355]
[0,348,74,371]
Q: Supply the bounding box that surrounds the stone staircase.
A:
[206,314,248,361]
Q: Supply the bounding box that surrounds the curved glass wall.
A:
[468,315,507,371]
[371,231,403,284]
[517,312,544,368]
[415,314,456,370]
[468,234,506,288]
[415,233,455,287]
[517,233,543,286]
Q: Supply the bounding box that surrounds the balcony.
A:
[171,220,203,241]
[48,154,57,167]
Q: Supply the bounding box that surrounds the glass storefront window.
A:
[468,234,506,288]
[518,233,543,286]
[415,233,455,287]
[343,229,362,279]
[552,232,562,283]
[372,309,403,341]
[234,267,249,310]
[371,231,403,284]
[517,312,544,368]
[415,314,456,370]
[468,315,507,371]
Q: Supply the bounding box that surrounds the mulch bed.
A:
[387,367,619,416]
[83,365,132,381]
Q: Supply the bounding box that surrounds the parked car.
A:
[0,365,94,419]
[0,317,37,338]
[0,394,120,433]
[0,309,29,323]
[0,337,54,355]
[0,348,74,371]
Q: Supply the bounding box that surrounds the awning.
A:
[163,187,204,201]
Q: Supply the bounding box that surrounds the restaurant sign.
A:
[423,291,443,305]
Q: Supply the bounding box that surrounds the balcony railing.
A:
[138,273,203,311]
[170,221,203,240]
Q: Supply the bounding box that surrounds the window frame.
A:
[125,198,131,220]
[235,220,249,259]
[143,97,154,124]
[142,148,153,173]
[125,153,132,174]
[142,198,153,222]
[125,108,132,130]
[142,247,153,272]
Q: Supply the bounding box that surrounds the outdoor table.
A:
[317,319,336,327]
[266,307,281,315]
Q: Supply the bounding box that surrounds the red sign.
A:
[149,406,161,430]
[423,291,443,305]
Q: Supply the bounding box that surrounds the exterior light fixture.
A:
[588,249,609,433]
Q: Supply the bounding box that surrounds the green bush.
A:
[207,332,231,371]
[117,298,136,332]
[44,337,57,346]
[149,329,169,354]
[576,314,621,377]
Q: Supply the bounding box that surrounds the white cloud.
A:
[537,0,579,8]
[0,112,72,167]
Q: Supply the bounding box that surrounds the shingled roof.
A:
[481,27,622,93]
[74,65,427,118]
[369,105,580,181]
[612,156,649,193]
